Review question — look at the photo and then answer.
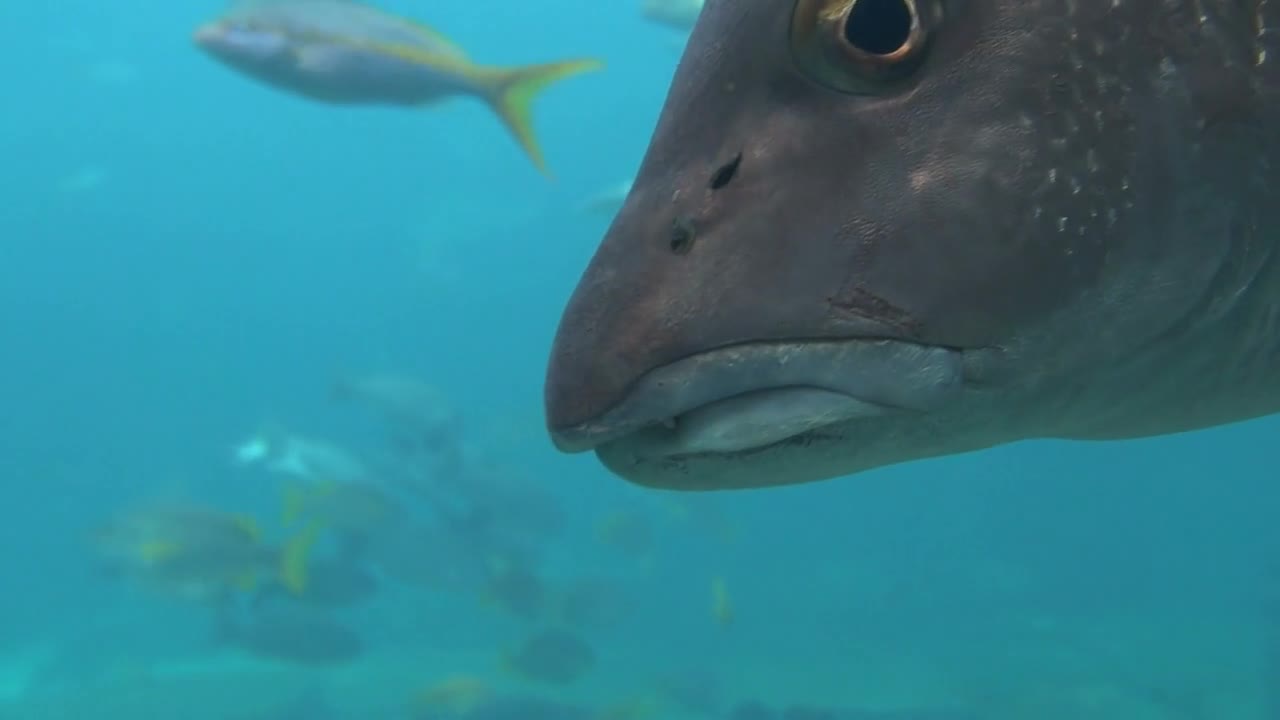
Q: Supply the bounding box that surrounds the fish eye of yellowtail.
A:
[791,0,940,93]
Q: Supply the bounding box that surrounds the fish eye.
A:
[791,0,939,94]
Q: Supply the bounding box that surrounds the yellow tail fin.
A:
[473,58,604,177]
[279,521,322,595]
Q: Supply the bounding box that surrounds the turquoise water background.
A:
[1,1,1278,718]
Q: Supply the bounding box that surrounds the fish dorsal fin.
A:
[318,14,467,65]
[400,19,469,60]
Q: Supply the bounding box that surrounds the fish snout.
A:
[545,0,980,484]
[192,23,224,48]
[192,20,289,64]
[543,138,954,463]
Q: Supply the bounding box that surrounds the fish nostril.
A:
[669,217,697,255]
[709,152,742,190]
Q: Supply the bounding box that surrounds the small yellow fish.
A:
[194,0,603,176]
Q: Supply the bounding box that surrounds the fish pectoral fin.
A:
[469,59,605,178]
[401,20,469,60]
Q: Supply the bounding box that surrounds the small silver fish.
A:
[193,0,603,175]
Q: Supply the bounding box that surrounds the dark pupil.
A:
[843,0,914,56]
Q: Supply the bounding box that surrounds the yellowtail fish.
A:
[193,0,603,175]
[90,505,319,599]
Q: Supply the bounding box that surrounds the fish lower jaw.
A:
[549,337,964,453]
[654,387,886,455]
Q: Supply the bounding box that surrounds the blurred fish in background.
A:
[250,553,380,612]
[191,0,603,174]
[501,628,597,686]
[233,426,372,486]
[89,505,318,603]
[213,603,364,667]
[281,477,407,559]
[331,373,464,460]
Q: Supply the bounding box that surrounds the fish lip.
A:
[548,338,965,455]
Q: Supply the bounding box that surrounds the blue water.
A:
[2,1,1278,718]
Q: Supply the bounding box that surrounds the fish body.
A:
[332,373,463,452]
[482,561,546,620]
[193,0,603,174]
[545,0,1280,489]
[282,478,404,534]
[196,0,473,104]
[216,607,364,666]
[234,428,371,485]
[253,556,379,609]
[92,506,316,597]
[503,629,597,685]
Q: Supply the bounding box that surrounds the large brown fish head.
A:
[546,0,1260,489]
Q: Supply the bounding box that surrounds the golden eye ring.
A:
[791,0,939,93]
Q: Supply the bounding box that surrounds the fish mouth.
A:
[549,338,964,461]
